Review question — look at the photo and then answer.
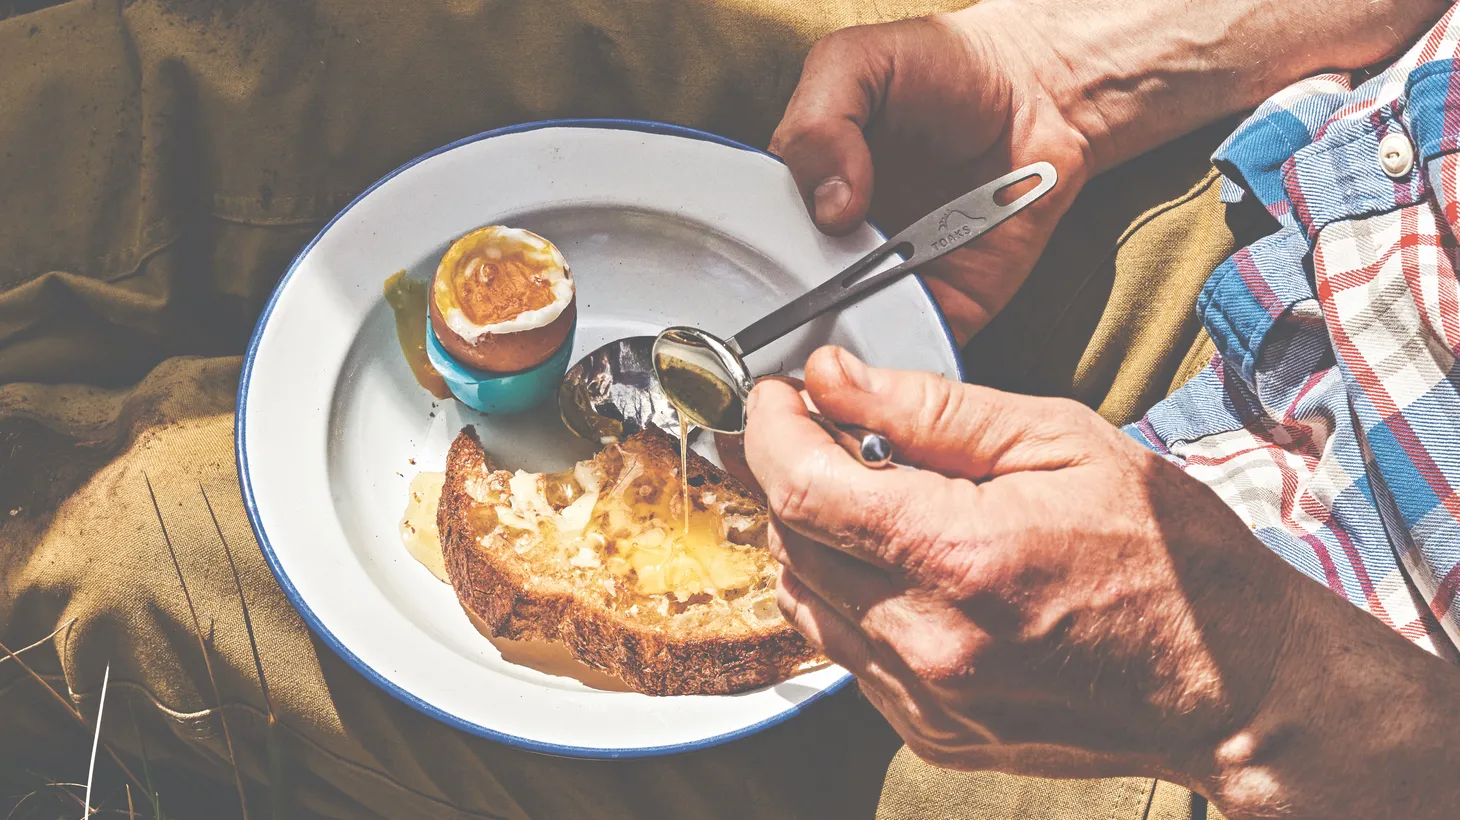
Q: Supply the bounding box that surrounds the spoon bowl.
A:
[651,327,755,434]
[651,325,898,468]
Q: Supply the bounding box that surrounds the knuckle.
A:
[768,114,811,154]
[803,34,836,67]
[1056,399,1125,458]
[847,480,939,567]
[765,446,833,526]
[920,542,988,597]
[775,587,800,626]
[906,533,974,591]
[911,377,965,447]
[769,476,814,528]
[1049,396,1103,436]
[856,485,913,541]
[774,587,794,622]
[765,524,790,566]
[774,572,814,635]
[870,481,958,573]
[903,651,963,687]
[899,631,977,686]
[1046,395,1085,418]
[778,103,837,139]
[768,118,833,189]
[807,26,860,63]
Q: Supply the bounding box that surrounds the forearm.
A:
[959,0,1453,173]
[1207,577,1460,818]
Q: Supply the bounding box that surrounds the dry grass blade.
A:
[5,782,84,820]
[200,486,289,817]
[83,664,111,818]
[0,618,77,670]
[143,474,251,820]
[0,635,82,719]
[125,785,134,820]
[126,695,159,820]
[6,789,52,820]
[199,486,274,716]
[0,639,147,798]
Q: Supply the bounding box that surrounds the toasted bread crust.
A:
[438,427,818,696]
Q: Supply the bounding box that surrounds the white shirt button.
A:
[1380,133,1415,178]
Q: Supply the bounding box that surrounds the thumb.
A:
[769,29,883,235]
[803,346,1097,480]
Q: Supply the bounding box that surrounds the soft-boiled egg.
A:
[429,226,576,373]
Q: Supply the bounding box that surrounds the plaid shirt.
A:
[1125,6,1460,659]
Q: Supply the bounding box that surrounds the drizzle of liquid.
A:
[679,415,691,537]
[590,446,756,596]
[656,361,731,569]
[383,271,452,399]
[399,472,635,691]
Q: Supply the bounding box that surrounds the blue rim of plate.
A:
[236,118,967,759]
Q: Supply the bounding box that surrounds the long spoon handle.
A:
[727,162,1057,357]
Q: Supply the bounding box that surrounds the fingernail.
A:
[813,178,852,226]
[834,346,875,392]
[746,385,761,415]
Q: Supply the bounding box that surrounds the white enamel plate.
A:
[238,120,964,757]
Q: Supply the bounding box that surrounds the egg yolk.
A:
[448,252,559,326]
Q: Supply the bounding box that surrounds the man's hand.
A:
[770,0,1452,345]
[769,12,1089,345]
[745,346,1460,818]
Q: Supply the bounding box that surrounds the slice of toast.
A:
[437,426,820,696]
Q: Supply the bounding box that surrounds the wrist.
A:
[959,0,1452,173]
[1206,580,1460,818]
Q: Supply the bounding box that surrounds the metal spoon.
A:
[651,323,897,467]
[557,161,1058,446]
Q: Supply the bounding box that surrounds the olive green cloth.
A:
[0,0,1249,817]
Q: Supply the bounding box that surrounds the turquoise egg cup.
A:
[426,314,576,415]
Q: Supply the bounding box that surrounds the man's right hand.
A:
[746,347,1460,818]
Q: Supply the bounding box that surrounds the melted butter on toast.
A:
[470,441,761,602]
[399,470,639,690]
